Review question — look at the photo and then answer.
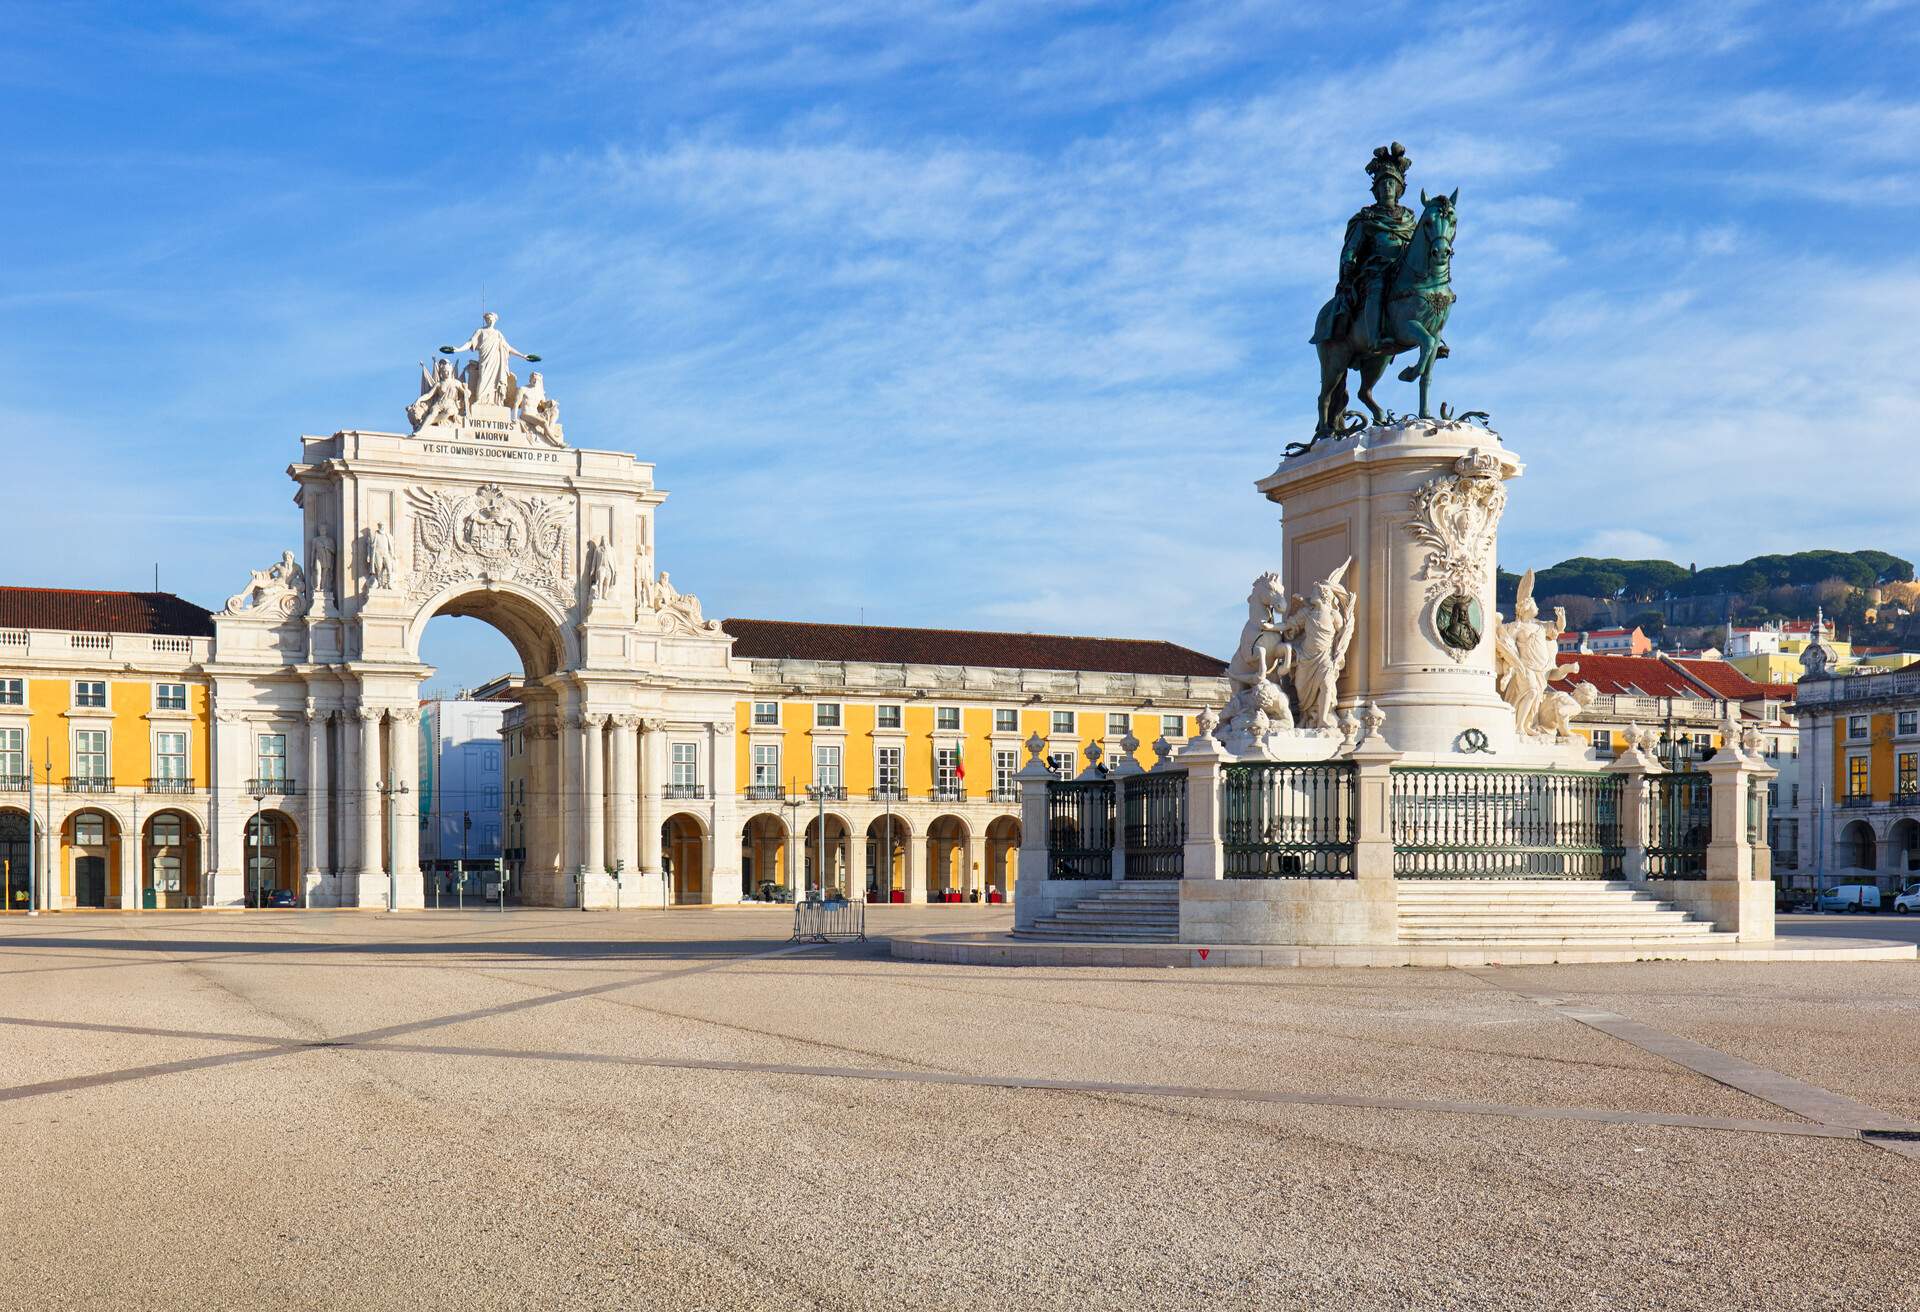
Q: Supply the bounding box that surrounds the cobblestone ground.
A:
[1,906,1915,1311]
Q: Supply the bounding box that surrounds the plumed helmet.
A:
[1365,142,1411,186]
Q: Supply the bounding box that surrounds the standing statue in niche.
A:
[363,522,399,593]
[408,357,470,432]
[440,312,540,408]
[307,521,337,610]
[585,536,617,602]
[1494,569,1577,739]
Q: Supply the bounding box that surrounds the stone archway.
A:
[664,813,706,905]
[207,316,750,910]
[1838,819,1876,873]
[63,809,120,908]
[926,814,972,902]
[143,810,203,909]
[1885,818,1920,880]
[802,812,854,898]
[0,808,35,911]
[865,814,911,903]
[984,815,1021,902]
[741,813,788,900]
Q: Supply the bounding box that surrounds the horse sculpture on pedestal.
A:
[1312,188,1458,440]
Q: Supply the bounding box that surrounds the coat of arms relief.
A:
[406,482,572,609]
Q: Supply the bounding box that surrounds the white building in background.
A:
[419,695,507,869]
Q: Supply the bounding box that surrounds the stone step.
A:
[1398,910,1697,926]
[1399,923,1718,941]
[1014,925,1177,941]
[1397,883,1644,898]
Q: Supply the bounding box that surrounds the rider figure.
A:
[1311,143,1416,355]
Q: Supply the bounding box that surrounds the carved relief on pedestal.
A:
[406,482,571,609]
[1405,447,1510,663]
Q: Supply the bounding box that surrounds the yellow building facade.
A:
[0,590,220,910]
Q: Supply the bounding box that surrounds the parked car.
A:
[263,888,297,908]
[1894,885,1920,914]
[1816,884,1882,913]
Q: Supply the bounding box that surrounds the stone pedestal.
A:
[1255,420,1553,762]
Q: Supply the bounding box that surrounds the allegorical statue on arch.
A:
[406,311,565,447]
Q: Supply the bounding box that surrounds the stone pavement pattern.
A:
[1,906,1916,1310]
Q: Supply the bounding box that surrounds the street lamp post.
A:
[460,810,470,910]
[249,779,269,910]
[377,773,411,913]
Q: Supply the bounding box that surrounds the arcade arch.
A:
[866,815,910,903]
[664,813,706,905]
[143,810,202,909]
[1838,819,1876,872]
[741,813,788,899]
[802,813,854,898]
[1,808,35,911]
[1885,818,1920,879]
[984,815,1021,900]
[63,809,120,908]
[926,814,971,901]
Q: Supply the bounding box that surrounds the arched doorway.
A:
[984,815,1021,903]
[802,813,853,898]
[664,813,705,905]
[740,813,788,900]
[1885,818,1920,879]
[0,808,34,911]
[143,810,202,909]
[245,810,300,907]
[64,809,119,908]
[926,814,971,903]
[865,815,910,903]
[1838,819,1876,873]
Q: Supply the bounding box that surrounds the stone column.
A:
[639,717,665,880]
[356,707,384,908]
[1347,744,1403,943]
[304,707,331,903]
[905,825,925,904]
[208,709,249,907]
[1178,731,1226,882]
[707,718,740,904]
[1605,748,1657,884]
[784,824,802,899]
[610,715,640,881]
[559,710,585,901]
[120,796,142,910]
[583,712,608,876]
[390,708,422,909]
[336,709,359,881]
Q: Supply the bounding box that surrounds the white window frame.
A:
[814,743,842,790]
[935,746,960,795]
[1046,750,1075,779]
[752,701,780,727]
[876,704,903,730]
[935,706,961,732]
[73,729,108,781]
[993,749,1016,798]
[1107,712,1129,736]
[0,677,22,706]
[154,682,188,712]
[1901,711,1918,737]
[670,742,699,789]
[1161,713,1184,738]
[751,744,780,787]
[1590,729,1611,751]
[993,708,1017,733]
[154,730,189,782]
[0,726,23,778]
[813,703,842,729]
[1849,715,1869,740]
[74,679,107,709]
[875,746,903,796]
[1051,710,1075,735]
[255,732,288,784]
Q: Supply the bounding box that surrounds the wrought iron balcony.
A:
[246,777,300,796]
[745,783,785,801]
[989,787,1020,804]
[1892,790,1920,808]
[869,787,907,802]
[932,785,968,803]
[807,784,847,802]
[64,775,114,793]
[1840,793,1875,809]
[146,776,196,794]
[0,773,30,792]
[665,783,705,800]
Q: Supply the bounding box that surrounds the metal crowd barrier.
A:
[791,897,867,943]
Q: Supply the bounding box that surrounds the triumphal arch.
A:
[207,316,747,908]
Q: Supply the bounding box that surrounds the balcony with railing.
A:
[989,786,1020,804]
[932,784,969,803]
[745,782,785,801]
[1840,792,1875,809]
[64,775,114,793]
[665,783,706,800]
[245,777,301,796]
[0,773,31,792]
[807,784,847,802]
[869,786,907,802]
[146,776,196,794]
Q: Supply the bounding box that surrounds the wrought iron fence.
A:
[1121,770,1186,879]
[1647,771,1712,878]
[1222,762,1356,878]
[1391,767,1624,879]
[1046,780,1114,880]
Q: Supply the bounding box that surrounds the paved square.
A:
[2,907,1916,1310]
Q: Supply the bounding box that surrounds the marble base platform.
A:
[890,930,1917,968]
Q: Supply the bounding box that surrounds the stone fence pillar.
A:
[1604,749,1658,884]
[1178,733,1225,883]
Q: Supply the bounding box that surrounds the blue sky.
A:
[5,1,1917,690]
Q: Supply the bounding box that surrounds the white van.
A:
[1817,884,1883,913]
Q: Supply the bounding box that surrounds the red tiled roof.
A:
[1555,653,1701,699]
[1666,656,1765,700]
[723,618,1226,678]
[1756,682,1799,701]
[0,587,214,637]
